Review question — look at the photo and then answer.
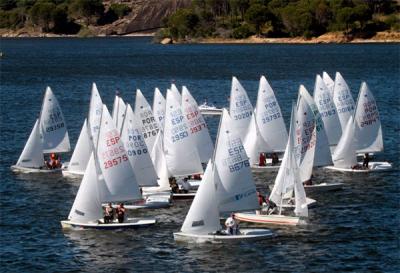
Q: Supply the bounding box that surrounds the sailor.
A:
[116,203,125,223]
[259,153,266,166]
[363,153,370,168]
[256,191,266,215]
[104,203,114,224]
[177,177,191,193]
[271,153,279,165]
[169,177,179,193]
[225,213,239,235]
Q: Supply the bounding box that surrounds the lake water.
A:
[0,38,399,272]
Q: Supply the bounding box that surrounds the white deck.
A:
[324,161,393,173]
[61,217,156,230]
[234,212,302,226]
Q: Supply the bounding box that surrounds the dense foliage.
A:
[160,0,399,40]
[0,0,131,34]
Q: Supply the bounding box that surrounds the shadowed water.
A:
[0,38,399,272]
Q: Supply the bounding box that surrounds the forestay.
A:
[39,86,70,153]
[333,72,355,132]
[163,90,203,176]
[180,160,221,234]
[229,76,253,141]
[214,109,258,214]
[111,95,127,132]
[322,71,335,96]
[182,86,214,163]
[96,105,142,202]
[16,119,43,168]
[67,119,91,173]
[88,83,103,147]
[332,117,357,168]
[134,89,159,152]
[299,86,332,167]
[153,88,166,129]
[120,104,158,187]
[313,74,341,146]
[354,82,383,153]
[68,153,102,223]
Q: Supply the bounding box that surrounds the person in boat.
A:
[169,177,179,193]
[225,213,240,235]
[265,198,277,215]
[271,153,279,165]
[177,177,191,193]
[351,164,362,170]
[303,174,314,186]
[104,203,114,224]
[363,153,370,169]
[192,174,201,180]
[259,153,266,167]
[116,203,125,223]
[256,191,267,215]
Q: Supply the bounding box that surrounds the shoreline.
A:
[1,30,399,44]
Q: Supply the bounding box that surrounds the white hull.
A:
[304,182,344,193]
[61,217,156,230]
[10,165,61,174]
[251,164,280,172]
[172,191,197,200]
[199,107,223,116]
[324,161,393,173]
[279,197,317,209]
[173,228,274,243]
[234,212,302,226]
[62,169,85,177]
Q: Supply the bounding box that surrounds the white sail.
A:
[170,83,182,103]
[295,86,317,182]
[149,130,170,191]
[354,82,383,153]
[39,86,70,153]
[134,89,159,152]
[153,88,166,129]
[299,85,332,167]
[163,90,203,176]
[322,71,335,96]
[270,104,308,217]
[313,74,342,145]
[229,76,253,141]
[214,109,258,214]
[16,119,43,168]
[182,86,214,163]
[243,114,264,165]
[88,83,103,147]
[254,76,288,152]
[67,119,91,173]
[68,153,102,223]
[332,116,357,168]
[181,160,221,234]
[333,72,355,132]
[120,104,158,187]
[111,95,127,132]
[96,105,142,202]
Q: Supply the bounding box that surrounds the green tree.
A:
[336,7,353,33]
[0,0,16,10]
[352,3,372,29]
[110,3,130,19]
[71,0,104,26]
[30,1,56,32]
[281,4,314,37]
[244,3,268,36]
[167,8,199,40]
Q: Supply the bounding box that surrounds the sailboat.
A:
[134,89,160,152]
[174,109,274,242]
[325,82,392,173]
[322,71,335,96]
[229,77,253,141]
[11,86,70,173]
[235,103,309,226]
[61,105,157,229]
[153,87,166,129]
[62,83,103,177]
[244,76,288,171]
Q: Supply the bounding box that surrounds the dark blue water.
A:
[1,38,399,272]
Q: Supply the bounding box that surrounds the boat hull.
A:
[304,182,344,193]
[172,191,197,200]
[251,165,280,172]
[173,228,274,243]
[234,212,302,226]
[324,161,393,173]
[60,218,156,230]
[199,108,223,116]
[62,169,85,177]
[11,165,61,174]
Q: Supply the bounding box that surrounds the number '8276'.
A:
[104,155,128,169]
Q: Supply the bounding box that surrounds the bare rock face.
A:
[97,0,190,35]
